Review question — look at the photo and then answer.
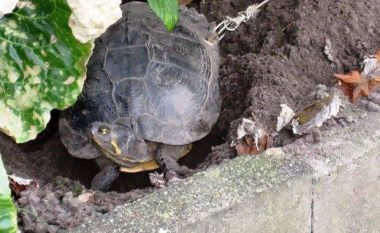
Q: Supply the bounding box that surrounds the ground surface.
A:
[1,0,379,232]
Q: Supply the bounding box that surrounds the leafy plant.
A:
[148,0,179,31]
[0,0,179,228]
[0,0,93,143]
[0,155,17,233]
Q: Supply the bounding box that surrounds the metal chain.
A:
[208,0,270,43]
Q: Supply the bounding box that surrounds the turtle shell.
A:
[60,2,220,159]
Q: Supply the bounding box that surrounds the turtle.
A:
[59,1,220,191]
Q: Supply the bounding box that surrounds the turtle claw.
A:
[149,167,193,189]
[164,166,193,181]
[149,172,167,188]
[149,171,182,188]
[173,165,193,177]
[166,171,185,186]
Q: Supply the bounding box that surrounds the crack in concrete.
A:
[310,177,316,233]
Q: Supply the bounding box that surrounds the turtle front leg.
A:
[91,164,120,191]
[154,144,193,178]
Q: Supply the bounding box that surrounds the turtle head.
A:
[90,122,151,166]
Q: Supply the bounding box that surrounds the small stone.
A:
[35,222,48,233]
[57,229,67,233]
[29,192,41,205]
[17,196,28,206]
[21,210,36,232]
[46,192,60,206]
[47,225,59,233]
[77,193,95,203]
[366,102,380,112]
[312,128,322,143]
[360,113,368,119]
[345,116,354,123]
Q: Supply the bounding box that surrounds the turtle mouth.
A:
[88,122,151,166]
[97,147,141,168]
[90,136,140,165]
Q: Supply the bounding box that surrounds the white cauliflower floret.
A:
[0,0,19,17]
[67,0,122,43]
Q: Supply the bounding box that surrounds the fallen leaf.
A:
[335,71,380,103]
[335,71,369,103]
[234,117,270,156]
[336,50,380,103]
[362,51,380,78]
[178,0,192,5]
[323,38,335,63]
[8,175,38,196]
[368,77,380,91]
[276,104,295,131]
[292,92,341,135]
[237,118,260,139]
[235,134,270,155]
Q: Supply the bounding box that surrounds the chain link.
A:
[208,0,270,43]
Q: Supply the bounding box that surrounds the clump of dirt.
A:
[17,177,151,233]
[1,0,379,232]
[199,0,380,166]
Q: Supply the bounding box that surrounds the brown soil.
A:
[1,0,379,232]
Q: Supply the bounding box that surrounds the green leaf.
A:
[0,0,93,143]
[0,155,17,233]
[148,0,179,31]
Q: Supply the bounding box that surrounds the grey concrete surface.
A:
[73,112,380,233]
[312,147,380,233]
[74,151,313,233]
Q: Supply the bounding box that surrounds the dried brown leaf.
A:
[235,134,270,156]
[368,76,380,90]
[292,92,340,135]
[336,50,380,103]
[8,175,38,196]
[335,71,370,103]
[178,0,192,6]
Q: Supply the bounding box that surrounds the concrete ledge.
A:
[313,150,380,233]
[74,112,380,233]
[75,152,313,233]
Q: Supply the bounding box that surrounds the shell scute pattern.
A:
[144,62,208,125]
[147,33,207,74]
[136,114,164,140]
[123,21,150,45]
[100,22,127,49]
[113,78,147,117]
[60,2,220,157]
[123,2,155,22]
[102,21,151,49]
[105,46,150,81]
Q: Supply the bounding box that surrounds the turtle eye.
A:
[98,126,110,135]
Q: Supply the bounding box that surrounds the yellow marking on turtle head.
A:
[111,139,122,155]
